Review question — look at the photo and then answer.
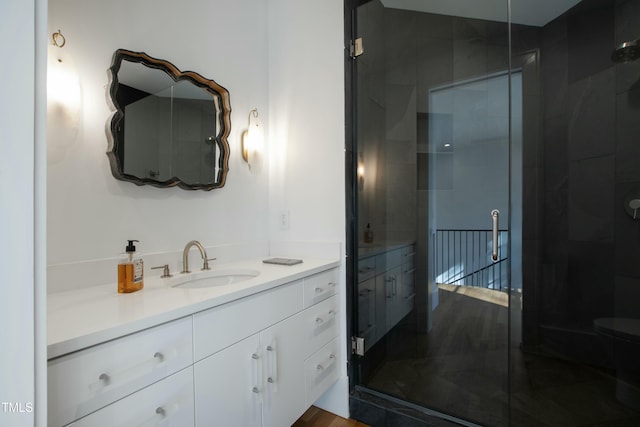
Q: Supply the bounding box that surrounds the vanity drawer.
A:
[193,280,303,361]
[68,366,194,427]
[303,268,339,308]
[305,337,340,407]
[48,316,193,427]
[303,295,339,357]
[402,244,415,259]
[357,256,376,282]
[376,248,402,272]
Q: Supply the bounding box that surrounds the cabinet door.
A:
[260,310,307,427]
[385,266,403,331]
[400,249,416,320]
[194,334,262,427]
[374,273,388,341]
[68,367,194,427]
[357,278,376,351]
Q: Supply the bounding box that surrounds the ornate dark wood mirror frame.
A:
[106,49,231,190]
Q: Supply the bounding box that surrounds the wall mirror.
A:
[106,49,231,190]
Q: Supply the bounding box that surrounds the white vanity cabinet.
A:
[48,263,341,427]
[48,316,193,427]
[358,243,415,351]
[193,268,339,427]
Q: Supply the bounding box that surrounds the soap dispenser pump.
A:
[118,239,144,293]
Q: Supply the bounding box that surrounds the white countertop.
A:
[358,241,414,258]
[48,257,340,359]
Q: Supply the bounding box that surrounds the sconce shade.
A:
[242,109,263,167]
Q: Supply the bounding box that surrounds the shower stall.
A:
[346,0,640,425]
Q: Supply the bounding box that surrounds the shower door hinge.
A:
[351,336,365,356]
[350,38,364,59]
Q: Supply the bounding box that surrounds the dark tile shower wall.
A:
[533,0,640,349]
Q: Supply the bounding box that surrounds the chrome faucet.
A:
[181,240,215,273]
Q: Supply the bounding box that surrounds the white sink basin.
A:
[170,269,260,289]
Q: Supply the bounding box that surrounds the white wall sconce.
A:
[241,108,263,169]
[47,30,80,110]
[357,152,365,190]
[47,29,82,162]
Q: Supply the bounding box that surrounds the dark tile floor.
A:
[360,286,640,426]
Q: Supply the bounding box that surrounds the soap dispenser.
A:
[118,240,144,293]
[364,223,374,243]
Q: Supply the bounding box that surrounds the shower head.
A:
[612,40,640,63]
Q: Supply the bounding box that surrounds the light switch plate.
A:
[280,210,290,230]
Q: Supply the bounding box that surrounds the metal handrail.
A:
[434,229,508,291]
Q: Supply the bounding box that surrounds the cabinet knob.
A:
[153,351,164,362]
[155,407,166,417]
[98,373,110,385]
[252,353,259,360]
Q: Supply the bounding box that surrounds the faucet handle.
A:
[151,264,173,278]
[202,258,217,271]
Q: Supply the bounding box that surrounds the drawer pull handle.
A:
[316,354,336,372]
[251,350,262,402]
[266,341,278,391]
[328,282,336,288]
[316,310,336,326]
[315,287,324,294]
[404,268,416,274]
[91,349,168,392]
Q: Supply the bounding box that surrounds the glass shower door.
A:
[352,1,513,425]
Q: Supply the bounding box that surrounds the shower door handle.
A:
[491,209,500,262]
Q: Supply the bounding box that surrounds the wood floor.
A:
[292,406,369,427]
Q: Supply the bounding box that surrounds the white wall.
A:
[47,0,270,274]
[1,0,42,425]
[267,0,345,245]
[267,0,347,416]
